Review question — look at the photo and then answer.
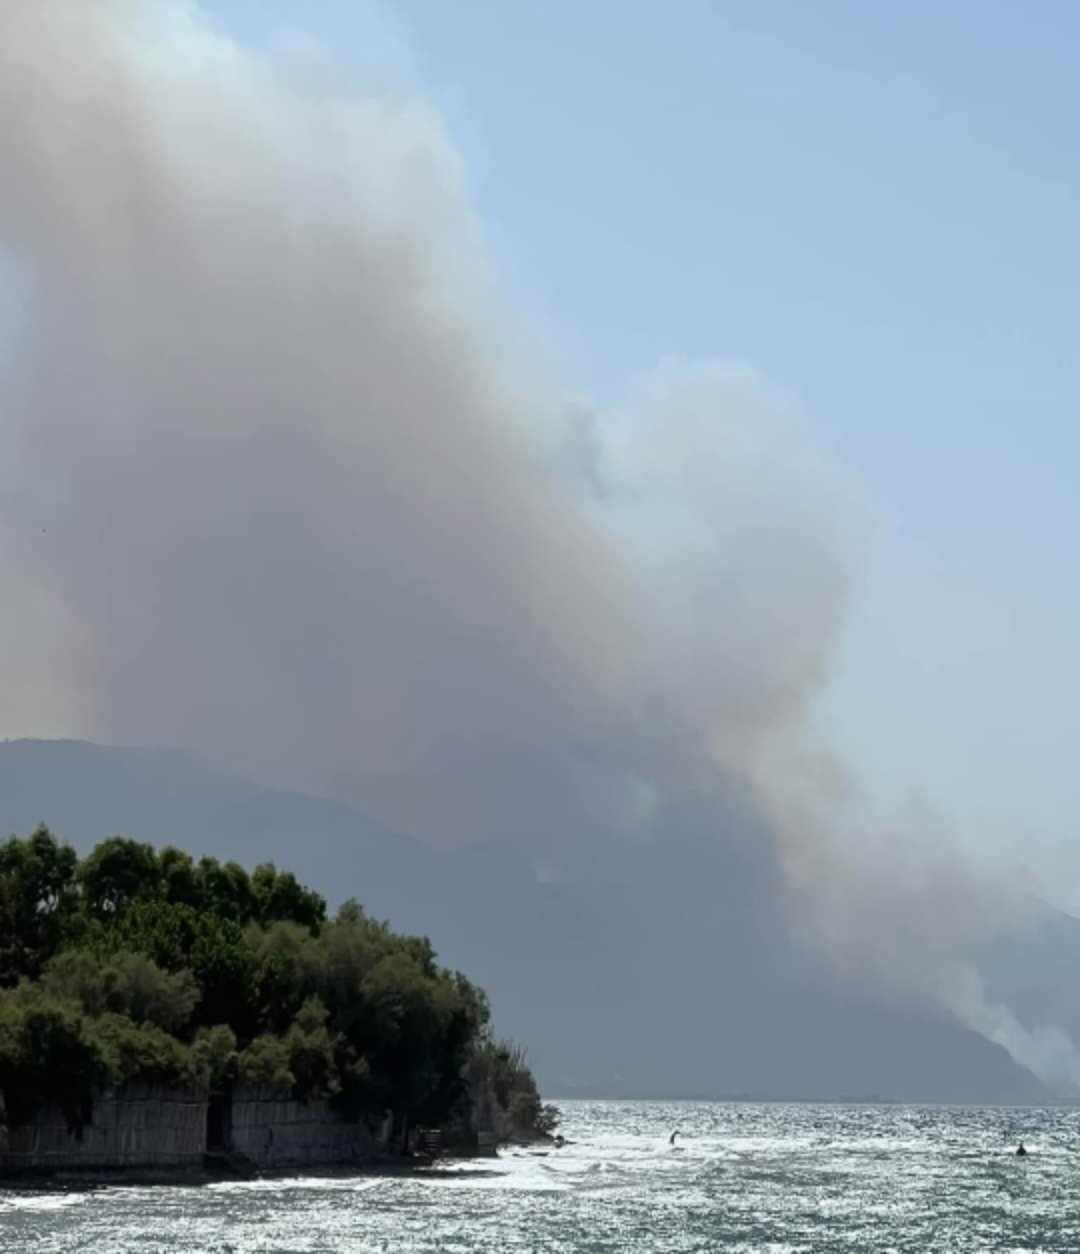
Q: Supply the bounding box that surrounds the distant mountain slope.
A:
[0,739,1053,1103]
[0,738,430,898]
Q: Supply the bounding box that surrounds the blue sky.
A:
[205,2,1080,874]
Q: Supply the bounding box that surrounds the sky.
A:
[194,0,1080,879]
[1,0,1079,1083]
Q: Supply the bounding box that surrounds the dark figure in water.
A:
[1016,1142,1028,1157]
[669,1130,679,1146]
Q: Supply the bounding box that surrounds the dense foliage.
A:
[0,826,545,1143]
[465,1038,560,1142]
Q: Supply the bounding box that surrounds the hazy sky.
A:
[205,0,1080,881]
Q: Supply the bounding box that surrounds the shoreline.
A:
[0,1154,464,1193]
[0,1137,556,1192]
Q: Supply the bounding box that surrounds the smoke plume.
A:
[0,1,1073,1086]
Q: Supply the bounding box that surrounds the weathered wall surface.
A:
[228,1086,381,1168]
[0,1084,395,1176]
[0,1084,207,1173]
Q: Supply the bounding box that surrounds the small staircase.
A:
[415,1128,443,1157]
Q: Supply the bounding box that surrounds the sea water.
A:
[3,1100,1078,1252]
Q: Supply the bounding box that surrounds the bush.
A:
[465,1037,552,1141]
[238,1034,294,1090]
[91,1013,197,1088]
[285,996,338,1101]
[0,988,109,1131]
[537,1103,561,1136]
[192,1024,238,1091]
[42,949,200,1032]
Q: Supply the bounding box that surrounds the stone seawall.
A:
[228,1086,381,1169]
[0,1083,207,1174]
[0,1084,393,1177]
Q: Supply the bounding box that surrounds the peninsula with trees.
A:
[0,825,555,1177]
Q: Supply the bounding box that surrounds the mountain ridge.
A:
[0,738,1056,1105]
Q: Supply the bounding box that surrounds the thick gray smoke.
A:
[0,0,849,841]
[0,1,1073,1086]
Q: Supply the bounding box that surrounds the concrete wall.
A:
[0,1084,207,1173]
[228,1086,382,1169]
[0,1084,392,1176]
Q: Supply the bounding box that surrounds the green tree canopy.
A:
[0,828,541,1146]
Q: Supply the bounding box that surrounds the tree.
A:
[159,847,201,910]
[42,950,200,1032]
[0,826,78,982]
[0,830,548,1148]
[252,863,326,931]
[188,914,257,1037]
[197,857,255,923]
[78,837,160,918]
[249,921,317,1034]
[0,988,109,1131]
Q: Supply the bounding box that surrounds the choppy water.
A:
[3,1100,1080,1252]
